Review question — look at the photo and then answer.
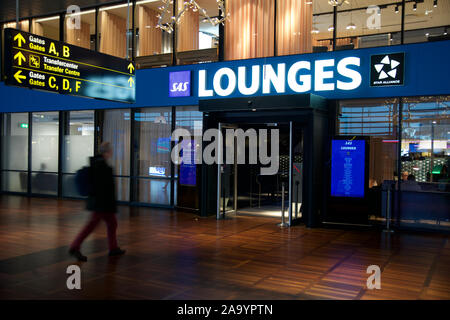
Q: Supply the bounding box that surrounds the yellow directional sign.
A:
[14,51,26,66]
[4,28,136,103]
[14,33,26,47]
[14,70,26,83]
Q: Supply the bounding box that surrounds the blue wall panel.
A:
[1,40,449,113]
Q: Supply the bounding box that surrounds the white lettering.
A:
[287,61,311,93]
[315,59,335,91]
[213,67,236,96]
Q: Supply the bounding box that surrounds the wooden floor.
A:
[0,195,449,300]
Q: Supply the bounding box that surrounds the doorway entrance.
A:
[217,122,304,225]
[199,94,328,228]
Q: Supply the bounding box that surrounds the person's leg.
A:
[102,213,118,251]
[70,212,102,251]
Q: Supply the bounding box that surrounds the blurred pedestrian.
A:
[69,142,125,262]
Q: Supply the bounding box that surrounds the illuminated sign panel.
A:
[331,139,366,198]
[197,57,362,97]
[3,28,136,103]
[169,71,191,97]
[370,53,405,87]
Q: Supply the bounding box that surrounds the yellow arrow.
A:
[128,76,135,87]
[127,63,135,73]
[14,33,26,47]
[14,70,27,83]
[14,51,26,66]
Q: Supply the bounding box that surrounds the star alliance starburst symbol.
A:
[374,55,401,80]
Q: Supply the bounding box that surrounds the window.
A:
[404,0,450,44]
[62,111,95,197]
[133,108,173,205]
[102,109,131,201]
[99,3,133,58]
[399,96,449,230]
[175,106,203,210]
[1,113,29,193]
[338,99,399,187]
[32,16,60,40]
[31,112,59,195]
[336,0,402,50]
[65,9,96,50]
[136,0,173,58]
[311,1,334,52]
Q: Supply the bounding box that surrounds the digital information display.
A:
[3,28,136,103]
[331,139,366,198]
[179,139,197,186]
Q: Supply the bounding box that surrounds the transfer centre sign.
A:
[3,28,135,103]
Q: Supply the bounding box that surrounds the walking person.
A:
[69,142,125,262]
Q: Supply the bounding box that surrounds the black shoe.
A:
[69,249,87,262]
[109,248,126,257]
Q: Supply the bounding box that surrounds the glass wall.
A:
[65,9,96,50]
[62,111,95,197]
[133,108,172,205]
[399,96,449,230]
[31,112,59,195]
[338,98,399,185]
[1,113,29,193]
[175,106,203,210]
[337,96,450,231]
[99,3,133,58]
[337,0,402,49]
[31,16,60,40]
[312,0,334,52]
[101,109,131,201]
[404,0,450,44]
[135,0,173,58]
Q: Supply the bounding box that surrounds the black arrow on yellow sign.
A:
[127,63,135,73]
[14,33,26,47]
[14,51,26,66]
[14,70,27,83]
[128,77,135,87]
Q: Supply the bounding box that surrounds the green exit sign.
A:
[19,123,28,129]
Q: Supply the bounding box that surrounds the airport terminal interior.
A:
[0,0,449,301]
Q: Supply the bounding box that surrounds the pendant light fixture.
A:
[346,3,356,30]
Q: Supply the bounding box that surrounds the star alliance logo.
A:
[370,53,404,87]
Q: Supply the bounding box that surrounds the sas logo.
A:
[169,70,191,97]
[370,53,404,87]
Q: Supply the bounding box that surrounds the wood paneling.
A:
[225,0,275,60]
[66,21,91,49]
[276,0,312,56]
[31,20,43,36]
[177,3,199,52]
[138,5,162,56]
[0,195,448,300]
[100,11,126,58]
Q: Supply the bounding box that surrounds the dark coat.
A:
[86,155,117,213]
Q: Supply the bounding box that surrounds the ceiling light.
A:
[346,22,356,30]
[35,15,59,22]
[311,27,320,34]
[305,1,313,4]
[413,2,417,11]
[434,0,438,8]
[328,25,334,32]
[100,0,157,11]
[395,5,399,14]
[66,9,95,17]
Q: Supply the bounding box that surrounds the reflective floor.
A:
[0,195,449,300]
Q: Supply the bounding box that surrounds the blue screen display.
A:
[331,139,366,198]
